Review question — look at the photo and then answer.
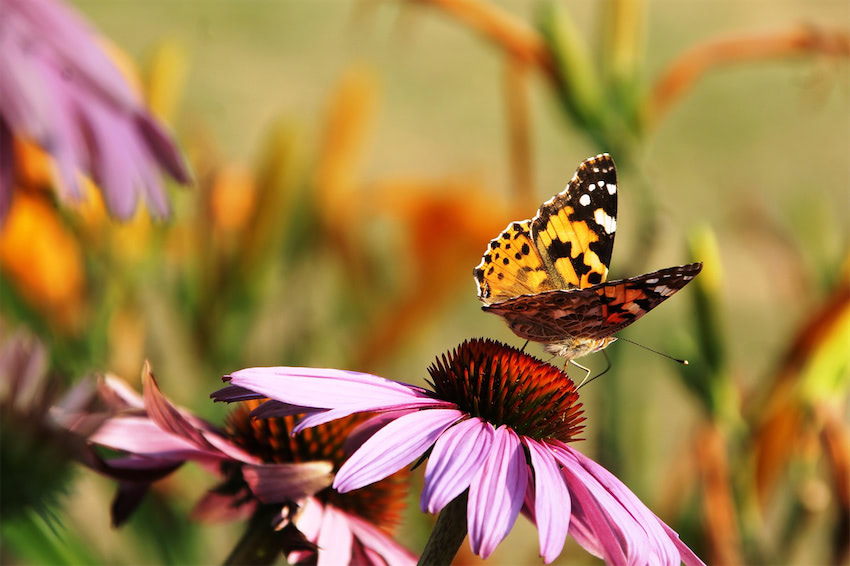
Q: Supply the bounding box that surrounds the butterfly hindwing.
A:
[531,153,617,289]
[483,263,703,342]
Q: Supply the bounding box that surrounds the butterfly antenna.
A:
[617,337,689,365]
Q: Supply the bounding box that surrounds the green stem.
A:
[418,492,469,566]
[224,506,287,566]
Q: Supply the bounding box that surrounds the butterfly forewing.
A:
[474,220,561,305]
[530,153,617,289]
[474,153,618,305]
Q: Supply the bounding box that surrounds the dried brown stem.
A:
[649,25,850,127]
[412,0,557,79]
[503,57,535,211]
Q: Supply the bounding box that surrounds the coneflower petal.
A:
[346,514,418,566]
[468,426,527,559]
[525,439,570,563]
[316,505,352,566]
[227,367,436,409]
[569,447,689,566]
[334,409,463,493]
[421,417,494,514]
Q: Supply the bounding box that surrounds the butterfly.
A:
[473,153,702,375]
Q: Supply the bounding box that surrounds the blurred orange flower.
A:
[0,193,86,331]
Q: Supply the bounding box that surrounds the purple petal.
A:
[142,364,217,452]
[467,426,528,559]
[98,375,145,410]
[292,401,447,435]
[550,445,632,564]
[316,505,353,566]
[334,408,463,493]
[227,366,438,409]
[135,113,191,183]
[111,481,149,527]
[191,490,255,523]
[346,513,417,566]
[9,0,138,111]
[91,416,209,459]
[210,384,267,403]
[661,522,706,566]
[421,418,493,513]
[249,400,320,419]
[342,409,418,456]
[525,439,570,563]
[568,446,691,566]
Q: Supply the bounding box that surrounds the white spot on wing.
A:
[607,183,617,195]
[654,285,674,296]
[645,278,659,284]
[594,208,616,234]
[579,194,591,206]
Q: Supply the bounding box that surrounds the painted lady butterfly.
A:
[474,153,701,368]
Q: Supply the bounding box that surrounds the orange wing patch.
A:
[474,220,560,305]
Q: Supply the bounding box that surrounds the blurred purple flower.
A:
[214,339,706,565]
[0,0,190,220]
[62,362,415,565]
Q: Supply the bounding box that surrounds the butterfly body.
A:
[474,153,701,360]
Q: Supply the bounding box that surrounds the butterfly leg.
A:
[575,350,612,390]
[570,360,593,389]
[520,340,529,353]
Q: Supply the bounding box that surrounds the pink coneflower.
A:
[68,363,415,565]
[214,339,706,565]
[0,0,190,220]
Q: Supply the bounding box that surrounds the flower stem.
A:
[418,491,468,566]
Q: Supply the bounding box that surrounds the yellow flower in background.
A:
[0,193,86,331]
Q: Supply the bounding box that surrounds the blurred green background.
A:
[1,0,848,564]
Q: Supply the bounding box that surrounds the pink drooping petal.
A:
[142,365,218,451]
[525,438,570,564]
[242,462,334,503]
[99,374,145,410]
[554,443,674,566]
[660,522,706,566]
[421,417,493,514]
[91,416,216,461]
[467,426,528,559]
[226,366,436,409]
[346,513,417,566]
[565,445,687,566]
[561,468,627,565]
[334,408,463,493]
[316,505,353,566]
[290,498,324,564]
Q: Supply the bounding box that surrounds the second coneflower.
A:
[66,363,415,566]
[214,338,706,565]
